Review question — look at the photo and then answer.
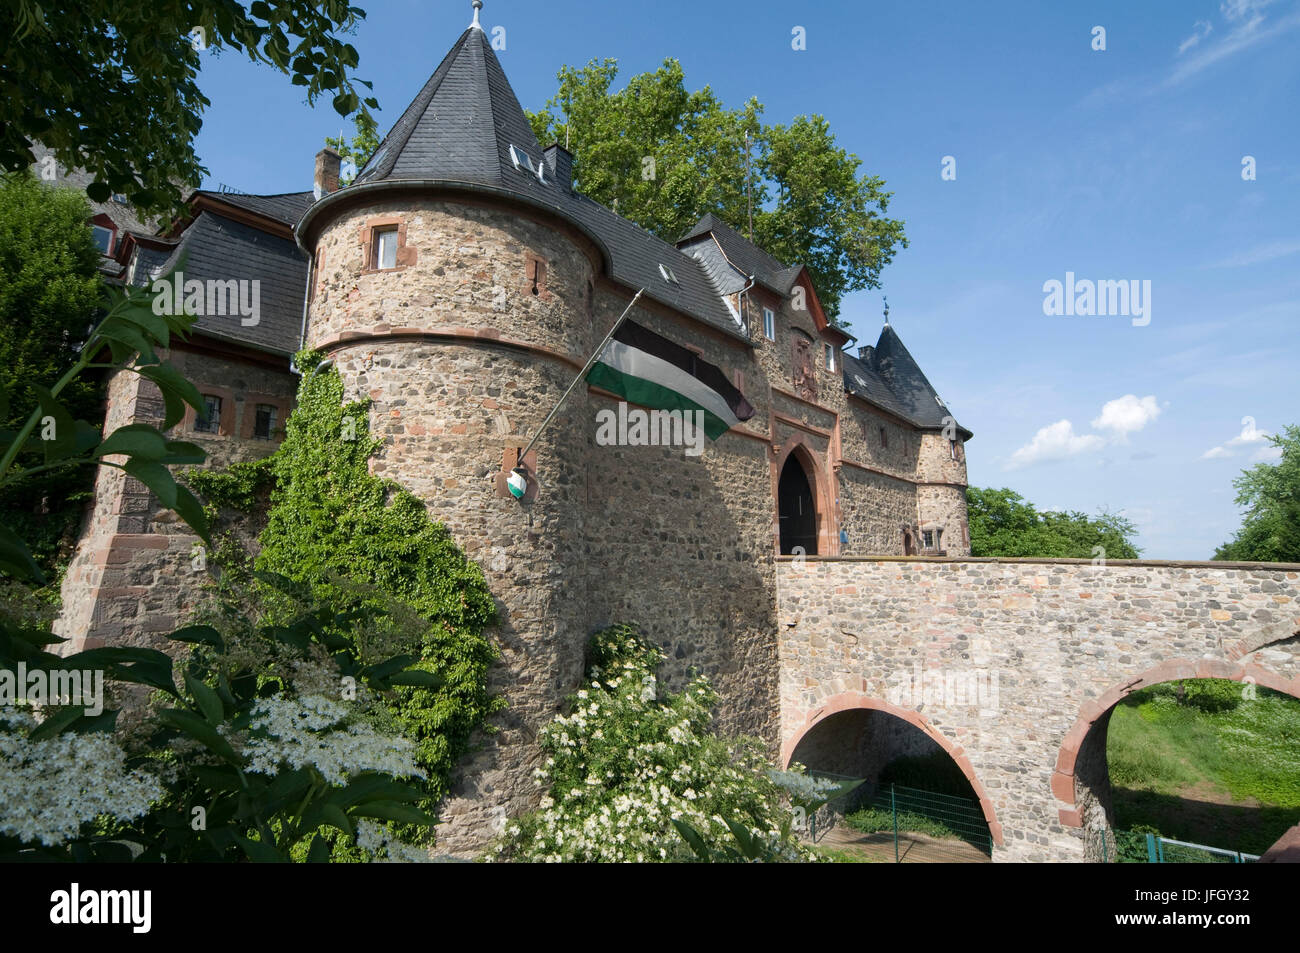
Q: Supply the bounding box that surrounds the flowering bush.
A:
[493,624,816,863]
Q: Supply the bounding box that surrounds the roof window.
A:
[509,145,546,184]
[658,263,679,285]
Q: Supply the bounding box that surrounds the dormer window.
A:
[658,263,679,285]
[763,307,775,341]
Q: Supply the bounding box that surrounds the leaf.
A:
[158,709,240,764]
[95,423,169,460]
[350,801,434,826]
[234,833,284,863]
[0,522,45,584]
[671,818,712,861]
[172,485,211,542]
[85,181,111,202]
[386,670,445,689]
[724,818,760,859]
[305,834,331,863]
[122,460,178,508]
[135,363,205,429]
[167,624,224,650]
[184,672,224,726]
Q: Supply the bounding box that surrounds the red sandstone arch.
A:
[1052,657,1300,828]
[772,436,836,556]
[782,691,1004,846]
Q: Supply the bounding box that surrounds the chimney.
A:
[314,147,341,199]
[543,143,573,191]
[858,345,874,360]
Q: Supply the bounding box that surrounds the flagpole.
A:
[516,288,645,464]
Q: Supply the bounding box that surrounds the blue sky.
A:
[191,0,1299,559]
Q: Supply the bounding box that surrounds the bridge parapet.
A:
[776,556,1300,861]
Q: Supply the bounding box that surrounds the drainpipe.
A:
[292,249,315,375]
[738,274,756,334]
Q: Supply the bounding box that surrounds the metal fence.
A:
[869,783,994,860]
[1101,829,1260,863]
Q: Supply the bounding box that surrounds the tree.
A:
[966,486,1140,559]
[1,1,379,219]
[1213,425,1300,562]
[527,58,907,321]
[0,172,105,577]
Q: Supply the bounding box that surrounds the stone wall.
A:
[776,556,1300,861]
[55,345,296,655]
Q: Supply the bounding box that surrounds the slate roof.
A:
[153,211,307,356]
[197,190,315,226]
[678,212,802,295]
[331,25,745,339]
[843,325,971,438]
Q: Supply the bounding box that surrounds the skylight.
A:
[658,263,679,285]
[509,145,546,185]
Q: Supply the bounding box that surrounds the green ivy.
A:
[192,350,501,829]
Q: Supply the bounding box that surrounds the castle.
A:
[54,10,974,852]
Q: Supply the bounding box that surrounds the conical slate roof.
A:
[355,26,542,190]
[844,325,971,437]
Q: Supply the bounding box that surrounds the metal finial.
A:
[471,0,483,30]
[883,295,890,326]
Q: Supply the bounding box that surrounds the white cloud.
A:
[1202,418,1273,458]
[1178,20,1214,53]
[1006,420,1105,470]
[1251,444,1283,462]
[1167,5,1300,86]
[1209,239,1300,268]
[1091,394,1162,440]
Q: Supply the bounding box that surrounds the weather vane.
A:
[471,0,483,30]
[883,295,890,327]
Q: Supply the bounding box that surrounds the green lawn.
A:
[1107,679,1300,855]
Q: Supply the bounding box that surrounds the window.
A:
[879,426,888,449]
[763,307,775,341]
[91,225,114,254]
[253,404,278,440]
[374,227,398,270]
[950,439,959,461]
[922,530,934,549]
[658,263,679,285]
[824,343,834,371]
[194,394,222,434]
[509,145,545,184]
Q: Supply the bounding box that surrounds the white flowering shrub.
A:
[494,624,815,863]
[0,708,162,851]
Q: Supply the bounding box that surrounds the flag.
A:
[585,319,755,440]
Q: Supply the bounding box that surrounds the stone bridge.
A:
[776,556,1300,862]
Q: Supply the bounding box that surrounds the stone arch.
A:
[1052,657,1300,849]
[781,691,1003,846]
[773,436,835,556]
[1227,626,1300,663]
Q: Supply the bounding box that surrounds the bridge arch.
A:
[782,691,1004,847]
[1052,654,1300,853]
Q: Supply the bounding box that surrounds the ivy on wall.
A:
[189,350,501,813]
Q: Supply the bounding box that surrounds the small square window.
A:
[824,343,834,371]
[91,224,113,254]
[763,307,775,341]
[922,530,934,549]
[194,395,222,434]
[374,227,398,270]
[254,404,278,440]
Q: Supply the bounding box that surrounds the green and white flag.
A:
[585,319,756,440]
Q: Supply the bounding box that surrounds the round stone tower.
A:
[296,19,608,852]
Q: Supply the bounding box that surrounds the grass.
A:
[809,845,878,863]
[844,806,967,844]
[1108,679,1300,855]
